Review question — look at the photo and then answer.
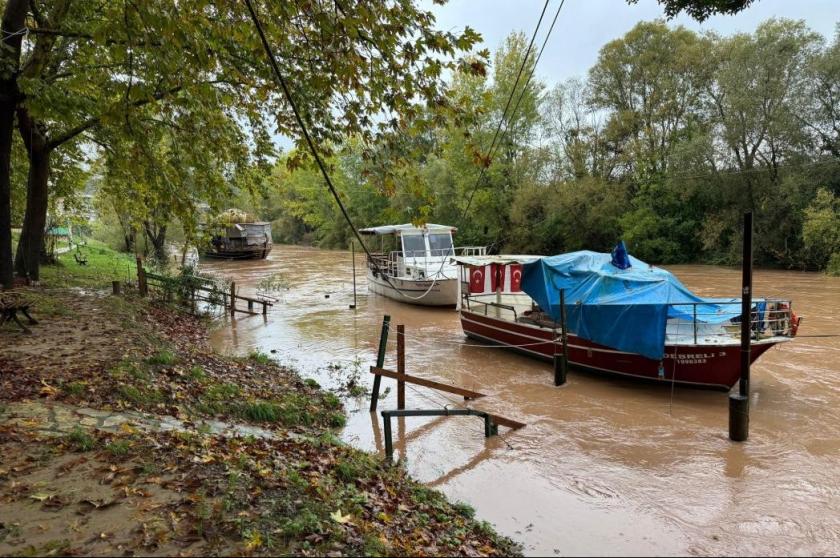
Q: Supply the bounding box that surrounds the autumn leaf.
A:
[39,380,59,397]
[29,492,53,502]
[245,530,263,551]
[330,509,353,524]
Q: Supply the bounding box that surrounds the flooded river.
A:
[202,245,840,556]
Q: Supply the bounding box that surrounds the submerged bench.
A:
[0,294,38,333]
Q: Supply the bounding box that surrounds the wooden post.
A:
[350,241,357,309]
[262,301,268,315]
[369,315,391,412]
[554,289,569,386]
[397,324,406,410]
[248,300,254,311]
[136,256,147,297]
[112,280,121,295]
[730,212,752,442]
[230,281,236,316]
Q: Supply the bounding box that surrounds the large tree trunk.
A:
[123,226,136,254]
[14,145,50,281]
[0,0,29,289]
[15,107,51,281]
[143,221,167,263]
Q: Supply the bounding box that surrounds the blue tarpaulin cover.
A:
[520,248,740,360]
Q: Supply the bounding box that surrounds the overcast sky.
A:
[429,0,839,88]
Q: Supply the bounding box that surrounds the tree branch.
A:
[48,84,183,150]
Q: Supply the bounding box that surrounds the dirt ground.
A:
[0,288,520,557]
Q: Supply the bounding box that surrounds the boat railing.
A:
[464,297,519,322]
[367,252,399,277]
[372,247,486,279]
[456,246,488,257]
[461,293,798,344]
[666,298,797,343]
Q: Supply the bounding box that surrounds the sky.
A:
[428,0,839,87]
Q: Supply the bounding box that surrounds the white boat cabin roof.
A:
[358,223,456,236]
[451,254,540,267]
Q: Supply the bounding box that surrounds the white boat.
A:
[359,224,485,307]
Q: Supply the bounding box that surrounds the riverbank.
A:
[0,245,521,556]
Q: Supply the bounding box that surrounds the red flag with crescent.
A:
[503,263,523,292]
[469,264,498,294]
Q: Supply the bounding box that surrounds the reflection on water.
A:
[203,245,840,556]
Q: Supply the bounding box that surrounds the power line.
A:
[459,0,553,222]
[244,0,437,302]
[492,0,566,166]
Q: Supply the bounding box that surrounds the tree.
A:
[705,19,821,260]
[802,188,840,269]
[543,78,615,180]
[588,21,711,184]
[803,24,840,158]
[2,0,483,281]
[0,0,29,288]
[628,0,756,22]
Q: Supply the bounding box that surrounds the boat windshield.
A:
[402,234,426,258]
[428,233,454,257]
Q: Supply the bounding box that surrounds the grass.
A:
[240,401,281,422]
[188,365,207,381]
[248,351,272,365]
[39,238,137,288]
[146,349,177,366]
[65,426,95,452]
[118,384,163,405]
[106,440,132,456]
[205,382,241,401]
[62,381,87,397]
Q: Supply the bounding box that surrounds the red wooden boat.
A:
[455,254,799,390]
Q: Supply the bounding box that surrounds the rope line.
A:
[244,0,438,303]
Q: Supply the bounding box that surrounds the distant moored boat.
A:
[205,221,273,260]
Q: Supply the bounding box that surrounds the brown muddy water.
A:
[202,245,840,556]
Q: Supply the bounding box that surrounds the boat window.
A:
[428,233,454,256]
[401,234,427,257]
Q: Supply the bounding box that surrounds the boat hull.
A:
[367,270,458,306]
[204,244,272,260]
[460,309,782,390]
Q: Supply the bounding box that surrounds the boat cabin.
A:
[359,224,484,281]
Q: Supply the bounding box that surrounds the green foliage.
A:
[802,188,840,269]
[248,351,272,366]
[106,440,132,456]
[62,381,87,397]
[328,412,347,429]
[118,385,163,405]
[322,393,341,410]
[240,401,281,423]
[827,253,840,276]
[65,427,96,452]
[146,350,177,366]
[38,238,136,288]
[189,365,207,382]
[205,383,242,401]
[627,0,755,22]
[256,20,840,272]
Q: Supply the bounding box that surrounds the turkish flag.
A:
[503,264,523,292]
[469,264,498,294]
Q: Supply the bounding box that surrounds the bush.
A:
[827,253,840,276]
[802,188,840,269]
